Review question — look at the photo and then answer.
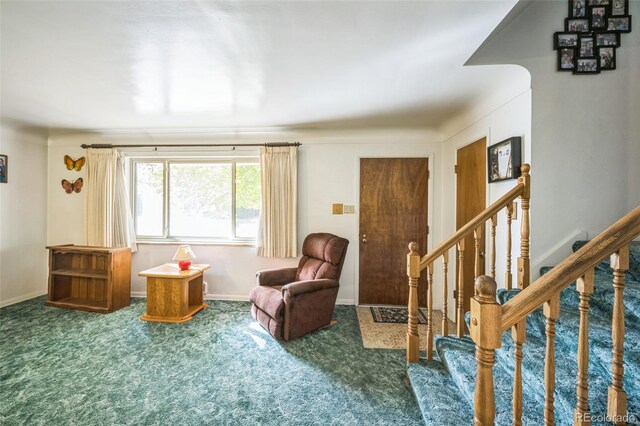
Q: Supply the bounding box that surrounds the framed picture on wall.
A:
[579,34,596,57]
[590,5,609,30]
[566,17,591,32]
[554,32,580,48]
[574,57,601,73]
[569,0,587,18]
[599,46,616,69]
[487,137,522,183]
[611,0,628,16]
[558,48,577,71]
[0,154,7,183]
[607,15,632,32]
[594,31,620,46]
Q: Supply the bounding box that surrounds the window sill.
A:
[136,240,257,248]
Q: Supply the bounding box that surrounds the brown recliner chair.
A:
[249,233,349,341]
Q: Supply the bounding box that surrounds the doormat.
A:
[356,307,453,350]
[369,306,427,324]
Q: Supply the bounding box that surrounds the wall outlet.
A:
[343,205,355,214]
[332,203,344,214]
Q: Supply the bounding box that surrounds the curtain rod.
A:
[80,142,301,149]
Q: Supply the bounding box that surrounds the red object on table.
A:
[178,260,191,270]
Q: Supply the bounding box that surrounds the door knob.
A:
[362,234,367,243]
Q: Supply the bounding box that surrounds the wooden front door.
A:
[359,158,429,306]
[456,138,487,314]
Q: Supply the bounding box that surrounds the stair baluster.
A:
[505,203,514,290]
[406,242,421,363]
[608,246,629,422]
[441,251,449,337]
[490,214,497,279]
[512,319,526,426]
[457,239,466,337]
[544,294,560,426]
[517,164,531,290]
[574,269,595,425]
[426,262,434,360]
[474,226,482,278]
[470,276,501,426]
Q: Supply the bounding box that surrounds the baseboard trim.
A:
[532,229,587,279]
[0,290,48,308]
[130,291,354,305]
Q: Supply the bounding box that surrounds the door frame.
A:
[354,153,435,306]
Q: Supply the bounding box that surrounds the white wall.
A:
[468,0,640,262]
[47,144,85,245]
[47,129,444,305]
[0,121,48,306]
[438,89,532,319]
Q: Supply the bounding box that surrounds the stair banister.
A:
[500,204,640,332]
[418,182,526,269]
[480,204,640,425]
[406,164,531,362]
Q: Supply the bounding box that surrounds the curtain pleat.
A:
[84,148,137,251]
[257,146,297,258]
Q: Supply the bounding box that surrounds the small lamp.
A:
[173,245,196,270]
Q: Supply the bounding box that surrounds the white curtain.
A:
[84,148,137,251]
[257,146,297,258]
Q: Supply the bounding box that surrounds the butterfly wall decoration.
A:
[61,178,83,194]
[64,155,86,171]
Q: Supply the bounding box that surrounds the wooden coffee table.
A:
[139,263,210,323]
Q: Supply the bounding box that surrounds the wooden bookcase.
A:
[47,245,131,313]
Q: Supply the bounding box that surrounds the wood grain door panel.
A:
[456,138,487,314]
[359,158,429,306]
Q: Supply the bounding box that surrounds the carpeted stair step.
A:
[495,329,618,425]
[435,336,547,425]
[407,358,474,425]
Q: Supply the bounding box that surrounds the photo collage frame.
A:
[554,0,632,74]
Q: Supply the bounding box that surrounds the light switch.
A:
[332,203,344,214]
[343,205,355,214]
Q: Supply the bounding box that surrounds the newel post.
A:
[470,276,502,426]
[518,164,531,289]
[407,242,421,363]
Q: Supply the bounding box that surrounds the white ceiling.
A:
[0,0,527,133]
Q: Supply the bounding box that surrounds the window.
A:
[131,158,260,242]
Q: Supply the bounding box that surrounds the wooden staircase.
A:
[405,164,640,425]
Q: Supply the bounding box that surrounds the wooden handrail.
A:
[501,204,640,331]
[419,182,525,270]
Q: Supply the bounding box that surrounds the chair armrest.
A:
[256,267,297,286]
[282,279,339,297]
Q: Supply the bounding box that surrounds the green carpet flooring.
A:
[0,298,423,425]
